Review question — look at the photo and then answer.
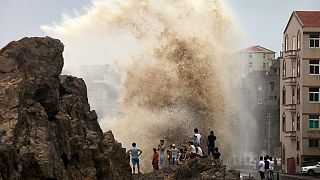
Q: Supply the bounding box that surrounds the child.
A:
[213,147,221,160]
[152,148,159,170]
[170,144,179,165]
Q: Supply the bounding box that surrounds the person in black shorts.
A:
[207,130,216,159]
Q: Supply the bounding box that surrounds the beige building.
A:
[280,11,320,173]
[231,45,276,89]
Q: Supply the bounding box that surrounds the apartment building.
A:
[231,45,275,89]
[280,11,320,173]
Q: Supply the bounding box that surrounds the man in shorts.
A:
[127,142,142,174]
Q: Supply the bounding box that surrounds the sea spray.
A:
[43,0,242,171]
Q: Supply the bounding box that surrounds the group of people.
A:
[258,155,275,180]
[126,128,222,174]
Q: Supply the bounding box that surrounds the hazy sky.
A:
[0,0,319,55]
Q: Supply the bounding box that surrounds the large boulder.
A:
[136,157,240,180]
[0,37,132,180]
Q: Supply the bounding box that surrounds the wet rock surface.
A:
[135,157,240,180]
[0,37,132,180]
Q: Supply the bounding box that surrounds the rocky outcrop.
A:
[0,37,132,180]
[135,157,240,180]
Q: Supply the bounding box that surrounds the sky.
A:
[0,0,319,56]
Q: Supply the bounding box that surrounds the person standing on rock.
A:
[207,130,216,159]
[127,142,142,174]
[194,128,202,146]
[258,156,265,180]
[170,144,179,165]
[152,148,159,170]
[158,139,166,169]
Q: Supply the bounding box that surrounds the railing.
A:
[284,50,297,58]
[284,77,297,85]
[284,131,296,139]
[284,103,296,111]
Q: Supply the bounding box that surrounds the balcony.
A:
[284,131,297,140]
[284,50,297,59]
[284,77,297,86]
[284,103,296,112]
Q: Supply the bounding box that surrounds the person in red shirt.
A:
[152,148,159,170]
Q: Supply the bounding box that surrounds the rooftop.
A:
[295,11,320,28]
[240,45,275,53]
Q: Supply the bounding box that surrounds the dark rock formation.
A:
[135,157,240,180]
[0,37,132,180]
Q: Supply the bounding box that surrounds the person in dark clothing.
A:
[264,156,270,179]
[207,130,216,159]
[213,147,221,160]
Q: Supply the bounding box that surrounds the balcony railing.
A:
[284,50,297,59]
[284,131,297,140]
[284,77,297,85]
[284,103,296,111]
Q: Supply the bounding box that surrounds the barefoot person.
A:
[207,130,216,159]
[152,148,159,170]
[158,139,166,169]
[127,142,142,174]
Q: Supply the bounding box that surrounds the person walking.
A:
[127,142,142,174]
[269,157,274,180]
[207,130,216,159]
[152,148,159,170]
[158,139,166,169]
[264,156,270,179]
[258,156,265,180]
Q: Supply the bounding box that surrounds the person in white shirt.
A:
[258,156,265,180]
[194,128,202,146]
[187,141,197,159]
[196,146,204,156]
[269,157,275,180]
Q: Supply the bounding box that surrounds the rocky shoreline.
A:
[0,37,240,180]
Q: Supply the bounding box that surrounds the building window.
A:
[297,32,301,50]
[292,116,295,130]
[309,140,319,147]
[297,155,300,165]
[309,60,320,75]
[258,85,262,91]
[282,147,286,165]
[263,53,266,58]
[270,82,275,91]
[310,34,320,48]
[273,68,278,74]
[292,61,296,77]
[263,63,266,69]
[297,141,300,151]
[249,62,253,68]
[258,99,263,104]
[297,113,300,131]
[309,115,319,129]
[309,88,319,102]
[292,36,296,50]
[285,35,288,51]
[282,114,286,132]
[282,86,286,105]
[297,58,300,77]
[249,53,252,58]
[297,85,300,104]
[283,60,286,78]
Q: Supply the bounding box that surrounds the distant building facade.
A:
[280,11,320,173]
[232,45,276,89]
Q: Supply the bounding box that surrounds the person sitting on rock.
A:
[170,144,179,165]
[127,142,142,174]
[213,147,221,160]
[196,145,204,156]
[152,148,159,170]
[186,141,197,159]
